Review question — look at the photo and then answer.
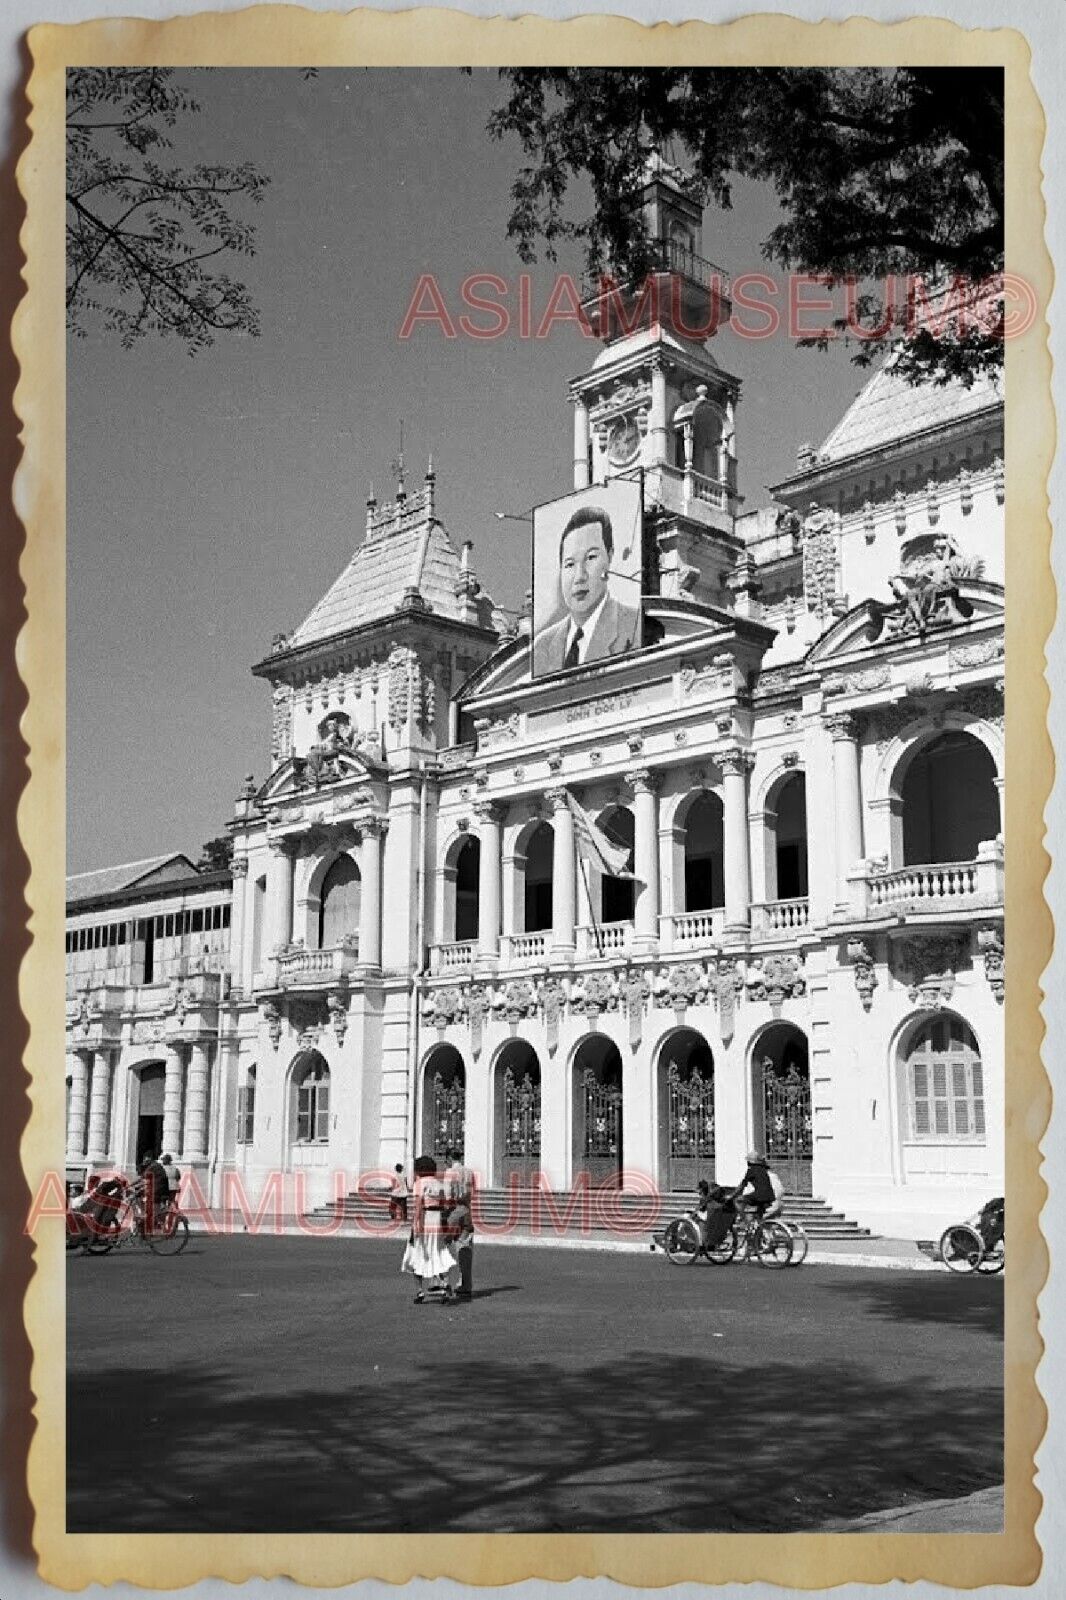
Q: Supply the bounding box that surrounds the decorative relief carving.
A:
[747,954,805,1012]
[569,971,617,1019]
[271,682,293,765]
[467,984,489,1057]
[387,646,412,729]
[993,455,1004,505]
[801,505,839,619]
[327,990,348,1046]
[823,664,892,699]
[622,969,651,1048]
[261,1002,282,1050]
[719,747,755,777]
[495,979,538,1025]
[957,682,1004,729]
[654,962,707,1012]
[894,934,968,1007]
[539,974,565,1055]
[547,749,564,774]
[977,927,1004,1004]
[847,941,878,1011]
[478,712,520,749]
[423,986,465,1030]
[781,749,800,769]
[822,711,859,741]
[949,637,1004,671]
[680,663,718,699]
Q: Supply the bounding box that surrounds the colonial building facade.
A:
[66,164,1005,1236]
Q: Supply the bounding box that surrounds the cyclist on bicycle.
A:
[728,1151,782,1226]
[134,1152,170,1234]
[693,1179,737,1252]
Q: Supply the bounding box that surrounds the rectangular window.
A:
[910,1053,983,1141]
[236,1084,255,1145]
[191,909,204,934]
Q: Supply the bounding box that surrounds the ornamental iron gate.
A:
[500,1066,541,1183]
[666,1060,715,1191]
[761,1057,812,1195]
[582,1066,622,1188]
[430,1069,465,1165]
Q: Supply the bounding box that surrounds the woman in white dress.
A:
[401,1156,458,1304]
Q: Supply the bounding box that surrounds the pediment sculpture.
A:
[874,536,978,640]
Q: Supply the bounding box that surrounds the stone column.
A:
[228,854,249,994]
[649,356,669,466]
[359,818,385,968]
[475,801,503,964]
[825,713,865,907]
[266,840,295,954]
[547,788,576,956]
[85,1048,113,1163]
[162,1046,185,1160]
[572,394,590,489]
[182,1040,211,1163]
[721,749,755,930]
[66,1050,90,1161]
[628,769,662,948]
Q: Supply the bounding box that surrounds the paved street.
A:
[67,1235,1003,1534]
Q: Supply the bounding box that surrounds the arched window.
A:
[237,1065,256,1145]
[454,836,480,942]
[599,807,635,923]
[904,1016,984,1141]
[294,1053,330,1144]
[318,854,361,949]
[901,732,999,866]
[524,822,554,932]
[684,792,724,911]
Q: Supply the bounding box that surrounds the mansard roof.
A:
[66,852,203,909]
[288,479,491,650]
[817,362,1002,466]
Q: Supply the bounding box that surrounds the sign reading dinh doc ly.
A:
[531,481,644,681]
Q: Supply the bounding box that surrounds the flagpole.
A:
[577,841,604,959]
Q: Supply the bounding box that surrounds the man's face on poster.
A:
[559,518,611,623]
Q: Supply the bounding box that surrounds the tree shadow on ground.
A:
[819,1272,1004,1337]
[68,1348,1002,1534]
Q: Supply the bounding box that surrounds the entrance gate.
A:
[761,1059,812,1195]
[430,1068,465,1166]
[582,1066,622,1188]
[501,1066,541,1183]
[666,1061,715,1191]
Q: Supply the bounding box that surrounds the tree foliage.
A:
[67,68,268,352]
[488,68,1004,385]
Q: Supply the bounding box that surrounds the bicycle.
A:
[776,1216,809,1267]
[661,1210,737,1266]
[661,1206,795,1268]
[938,1219,1004,1275]
[731,1205,795,1268]
[82,1191,190,1257]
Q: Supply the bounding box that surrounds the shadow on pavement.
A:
[68,1349,1002,1534]
[819,1272,1004,1336]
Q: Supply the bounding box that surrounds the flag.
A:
[567,791,638,881]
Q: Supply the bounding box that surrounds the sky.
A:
[68,69,866,875]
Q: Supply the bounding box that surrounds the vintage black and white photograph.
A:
[49,55,1028,1546]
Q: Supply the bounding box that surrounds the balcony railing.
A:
[751,898,810,938]
[847,841,1003,919]
[430,940,476,974]
[660,909,724,950]
[500,931,551,965]
[648,461,737,519]
[276,943,360,987]
[577,920,632,959]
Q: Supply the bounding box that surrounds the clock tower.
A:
[569,154,743,608]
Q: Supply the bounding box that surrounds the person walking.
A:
[443,1168,475,1301]
[387,1163,410,1224]
[401,1155,458,1305]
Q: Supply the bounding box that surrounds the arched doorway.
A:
[901,731,1000,865]
[318,854,360,949]
[683,791,725,911]
[657,1029,715,1191]
[421,1045,466,1165]
[773,773,808,899]
[135,1061,166,1166]
[598,806,635,924]
[752,1023,812,1195]
[454,836,480,942]
[494,1040,541,1185]
[572,1036,623,1188]
[523,822,554,932]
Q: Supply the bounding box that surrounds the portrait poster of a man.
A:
[531,481,643,678]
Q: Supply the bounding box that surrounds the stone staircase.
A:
[309,1186,875,1243]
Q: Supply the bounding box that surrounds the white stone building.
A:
[66,164,1004,1236]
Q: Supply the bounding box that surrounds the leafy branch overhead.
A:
[488,67,1005,386]
[67,68,268,352]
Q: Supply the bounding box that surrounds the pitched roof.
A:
[818,363,1002,465]
[66,853,201,907]
[290,482,482,649]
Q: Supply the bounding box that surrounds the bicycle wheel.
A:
[976,1239,1005,1275]
[783,1222,809,1266]
[84,1223,122,1255]
[754,1220,794,1268]
[147,1214,189,1256]
[706,1225,738,1264]
[662,1216,701,1265]
[939,1224,983,1273]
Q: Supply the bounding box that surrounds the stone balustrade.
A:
[430,940,476,974]
[751,897,810,937]
[659,909,724,950]
[276,943,360,987]
[576,920,631,959]
[847,840,1003,918]
[500,931,552,965]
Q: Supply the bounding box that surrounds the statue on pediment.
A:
[879,536,974,639]
[304,712,358,787]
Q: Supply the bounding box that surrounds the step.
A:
[309,1188,875,1241]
